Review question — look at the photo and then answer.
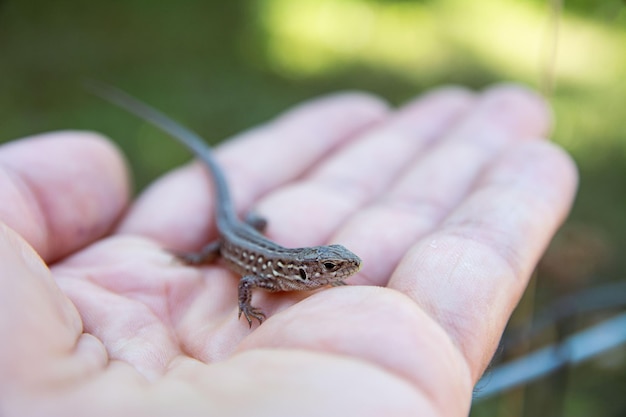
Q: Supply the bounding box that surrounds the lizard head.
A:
[285,244,361,287]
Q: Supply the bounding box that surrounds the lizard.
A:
[89,83,362,327]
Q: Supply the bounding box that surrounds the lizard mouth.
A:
[338,261,362,278]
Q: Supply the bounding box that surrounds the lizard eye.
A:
[323,262,336,270]
[299,268,308,280]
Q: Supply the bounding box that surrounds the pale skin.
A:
[0,85,577,416]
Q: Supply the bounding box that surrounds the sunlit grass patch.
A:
[257,0,626,157]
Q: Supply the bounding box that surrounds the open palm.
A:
[0,85,576,416]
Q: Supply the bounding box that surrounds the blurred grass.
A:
[1,0,625,414]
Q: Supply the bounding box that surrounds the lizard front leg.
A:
[238,275,282,327]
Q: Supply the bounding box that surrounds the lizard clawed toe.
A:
[239,305,266,328]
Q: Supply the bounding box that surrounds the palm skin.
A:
[0,85,576,417]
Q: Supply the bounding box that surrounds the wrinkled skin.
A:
[0,85,577,417]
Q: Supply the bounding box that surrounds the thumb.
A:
[0,224,101,395]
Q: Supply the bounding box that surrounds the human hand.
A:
[0,85,576,416]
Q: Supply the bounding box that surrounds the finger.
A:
[237,286,472,416]
[390,140,578,380]
[0,224,105,391]
[338,85,552,285]
[257,87,475,247]
[117,92,389,248]
[0,131,130,262]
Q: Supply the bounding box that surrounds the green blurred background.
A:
[1,0,625,415]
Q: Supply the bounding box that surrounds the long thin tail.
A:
[86,81,235,221]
